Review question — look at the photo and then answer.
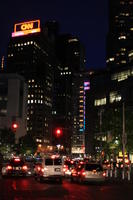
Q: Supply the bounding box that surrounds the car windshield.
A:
[10,159,24,167]
[85,164,103,171]
[45,158,53,165]
[54,158,62,165]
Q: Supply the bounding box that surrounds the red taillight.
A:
[22,165,28,171]
[6,165,12,170]
[37,166,41,171]
[63,165,68,172]
[103,172,106,177]
[81,169,86,176]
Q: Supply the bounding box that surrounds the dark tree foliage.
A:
[0,128,15,145]
[19,134,37,155]
[94,105,133,157]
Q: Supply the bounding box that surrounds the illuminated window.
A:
[109,57,114,62]
[0,109,7,114]
[118,35,126,40]
[121,60,126,64]
[68,38,78,43]
[110,91,122,103]
[79,105,83,108]
[111,70,131,82]
[128,50,133,61]
[120,48,126,51]
[74,51,79,55]
[94,98,106,106]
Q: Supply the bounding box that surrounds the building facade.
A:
[6,20,58,146]
[71,70,90,156]
[107,0,133,69]
[85,0,133,157]
[52,34,86,154]
[0,73,27,142]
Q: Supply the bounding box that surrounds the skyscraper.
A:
[85,0,133,157]
[6,19,59,146]
[71,70,90,155]
[107,0,133,69]
[52,34,86,154]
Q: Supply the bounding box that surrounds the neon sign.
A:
[12,20,41,37]
[21,23,33,31]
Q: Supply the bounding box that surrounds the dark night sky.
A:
[0,0,108,69]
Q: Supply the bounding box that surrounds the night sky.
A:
[0,0,108,69]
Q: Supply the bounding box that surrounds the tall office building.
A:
[85,0,133,156]
[52,34,86,153]
[71,70,90,156]
[6,20,59,145]
[107,0,133,69]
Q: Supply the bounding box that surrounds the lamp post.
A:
[122,102,126,177]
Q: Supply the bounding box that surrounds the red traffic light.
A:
[55,128,62,137]
[12,122,18,131]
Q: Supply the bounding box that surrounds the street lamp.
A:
[122,102,127,176]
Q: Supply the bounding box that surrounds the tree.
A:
[0,128,15,156]
[0,128,15,145]
[94,104,133,159]
[19,134,37,155]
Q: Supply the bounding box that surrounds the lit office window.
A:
[110,91,122,103]
[111,70,131,82]
[118,35,126,40]
[109,57,114,62]
[94,98,106,106]
[121,60,126,64]
[128,50,133,61]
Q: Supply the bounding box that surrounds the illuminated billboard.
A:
[12,20,41,37]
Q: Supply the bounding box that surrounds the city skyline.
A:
[0,0,108,69]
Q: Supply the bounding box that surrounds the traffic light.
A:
[55,128,62,138]
[11,122,18,132]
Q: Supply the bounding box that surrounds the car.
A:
[34,155,64,183]
[2,157,28,177]
[71,162,106,183]
[63,159,76,178]
[102,160,111,170]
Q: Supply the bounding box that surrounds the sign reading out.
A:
[12,20,41,37]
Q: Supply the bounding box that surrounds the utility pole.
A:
[122,102,126,176]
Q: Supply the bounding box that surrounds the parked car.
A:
[2,157,29,177]
[71,162,106,183]
[34,155,64,183]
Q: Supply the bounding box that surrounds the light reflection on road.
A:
[0,177,133,200]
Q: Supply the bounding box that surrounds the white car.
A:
[71,162,106,183]
[34,155,63,183]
